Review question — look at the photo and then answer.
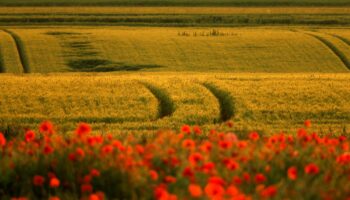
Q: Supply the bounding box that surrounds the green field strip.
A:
[1,14,350,26]
[2,29,30,73]
[202,82,235,122]
[304,32,350,71]
[141,82,175,119]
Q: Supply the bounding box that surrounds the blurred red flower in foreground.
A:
[304,120,312,128]
[205,183,225,199]
[188,184,202,198]
[287,166,298,180]
[260,185,277,198]
[25,130,35,142]
[181,125,191,134]
[304,163,320,175]
[33,175,45,186]
[0,132,6,146]
[49,178,60,188]
[39,121,54,134]
[76,122,92,137]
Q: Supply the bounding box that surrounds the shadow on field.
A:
[67,59,163,72]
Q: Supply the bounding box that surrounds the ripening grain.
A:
[0,73,349,133]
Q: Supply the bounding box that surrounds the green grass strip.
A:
[141,82,175,119]
[2,29,30,73]
[203,82,235,122]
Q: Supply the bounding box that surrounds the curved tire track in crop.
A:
[202,82,235,122]
[331,34,350,47]
[2,29,30,73]
[0,46,4,73]
[141,82,175,120]
[304,32,350,71]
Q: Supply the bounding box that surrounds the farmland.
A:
[0,74,349,135]
[0,0,350,199]
[1,27,350,73]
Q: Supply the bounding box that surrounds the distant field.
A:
[1,7,350,26]
[1,27,350,73]
[0,73,349,134]
[1,7,350,14]
[0,0,349,6]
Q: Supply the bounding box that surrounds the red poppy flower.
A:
[149,170,159,181]
[255,173,266,184]
[223,158,239,171]
[188,153,203,166]
[81,184,93,193]
[181,125,191,134]
[154,184,169,200]
[201,162,215,173]
[305,163,319,175]
[90,169,100,177]
[260,185,277,198]
[33,175,45,186]
[288,166,298,180]
[89,194,99,200]
[75,147,85,158]
[193,126,202,135]
[83,175,92,183]
[182,167,194,178]
[43,145,54,155]
[75,123,91,137]
[164,176,176,183]
[49,177,60,188]
[232,176,243,185]
[200,141,212,153]
[249,132,260,141]
[0,132,6,147]
[243,173,251,182]
[101,145,114,154]
[25,130,35,142]
[208,176,225,186]
[219,140,232,149]
[205,183,225,199]
[227,185,240,197]
[49,197,60,200]
[90,192,104,200]
[304,120,312,128]
[182,139,195,150]
[188,184,202,198]
[39,121,54,134]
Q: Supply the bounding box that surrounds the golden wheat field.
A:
[0,73,348,134]
[1,27,350,73]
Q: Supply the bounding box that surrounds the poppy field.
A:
[1,120,350,200]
